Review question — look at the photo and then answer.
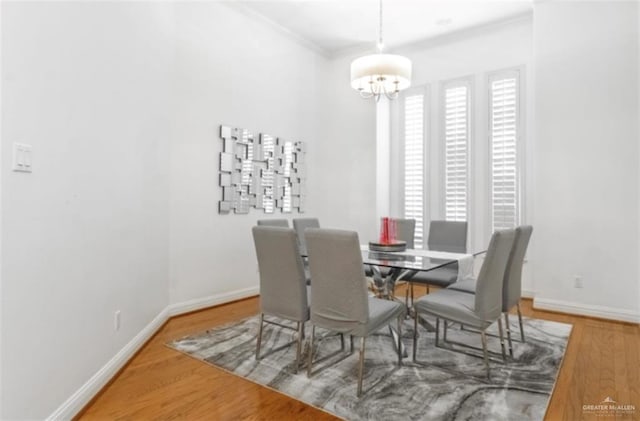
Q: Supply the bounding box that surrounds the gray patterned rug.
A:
[168,314,571,421]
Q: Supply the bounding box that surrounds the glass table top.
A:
[359,246,485,272]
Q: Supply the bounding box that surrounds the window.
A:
[443,82,470,222]
[489,71,520,231]
[403,93,425,247]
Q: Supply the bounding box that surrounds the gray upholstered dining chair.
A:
[412,228,516,378]
[448,225,533,356]
[408,220,468,291]
[257,219,289,227]
[394,218,416,249]
[305,228,406,397]
[292,217,320,255]
[251,226,308,373]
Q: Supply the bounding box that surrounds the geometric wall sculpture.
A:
[218,125,306,214]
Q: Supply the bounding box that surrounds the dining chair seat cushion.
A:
[409,267,458,287]
[350,297,405,337]
[413,289,491,330]
[446,278,477,294]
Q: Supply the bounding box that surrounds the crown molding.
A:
[222,2,331,58]
[330,10,533,60]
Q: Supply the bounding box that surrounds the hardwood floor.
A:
[78,290,639,421]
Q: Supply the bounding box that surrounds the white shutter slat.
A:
[444,85,469,222]
[404,94,424,248]
[490,75,520,231]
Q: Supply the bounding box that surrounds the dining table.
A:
[360,244,485,357]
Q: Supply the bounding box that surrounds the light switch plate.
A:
[12,143,33,173]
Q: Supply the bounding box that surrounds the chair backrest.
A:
[502,225,533,311]
[391,218,416,249]
[427,220,468,253]
[252,226,308,321]
[305,228,369,332]
[257,219,289,227]
[474,229,517,321]
[293,218,320,255]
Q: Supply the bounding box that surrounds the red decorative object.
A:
[380,217,398,245]
[380,217,389,244]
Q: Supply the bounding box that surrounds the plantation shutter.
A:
[403,94,424,248]
[490,73,519,231]
[444,84,469,222]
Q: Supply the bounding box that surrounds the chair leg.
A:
[307,325,316,377]
[497,317,507,361]
[410,282,415,307]
[517,303,525,342]
[444,320,448,342]
[340,333,345,351]
[350,335,354,354]
[435,318,440,347]
[480,330,490,379]
[397,316,403,366]
[295,321,304,373]
[256,313,264,360]
[504,312,514,357]
[412,310,418,362]
[357,337,366,397]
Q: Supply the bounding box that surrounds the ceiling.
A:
[231,0,533,56]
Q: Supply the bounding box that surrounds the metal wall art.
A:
[218,125,306,214]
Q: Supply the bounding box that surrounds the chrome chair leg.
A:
[397,316,403,366]
[410,282,415,307]
[497,317,507,361]
[412,311,418,362]
[444,320,448,342]
[480,330,490,379]
[307,325,316,377]
[295,321,304,373]
[517,303,525,342]
[504,312,514,357]
[357,337,366,397]
[256,313,264,360]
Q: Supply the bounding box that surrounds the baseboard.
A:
[521,289,535,299]
[167,286,260,317]
[534,297,640,324]
[46,286,260,421]
[46,307,170,421]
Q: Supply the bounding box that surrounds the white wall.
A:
[168,3,331,304]
[532,1,640,321]
[388,16,534,291]
[306,52,377,242]
[1,2,174,418]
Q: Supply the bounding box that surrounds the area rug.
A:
[168,314,572,421]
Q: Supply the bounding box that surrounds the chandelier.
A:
[350,0,412,101]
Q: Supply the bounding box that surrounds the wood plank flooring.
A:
[78,290,639,421]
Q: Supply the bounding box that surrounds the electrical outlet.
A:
[574,276,584,289]
[114,310,121,331]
